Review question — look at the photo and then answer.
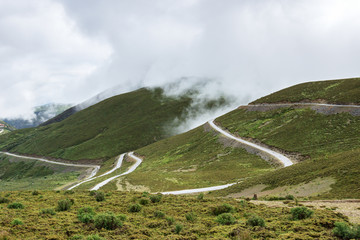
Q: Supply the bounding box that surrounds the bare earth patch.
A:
[116,178,151,192]
[228,177,335,198]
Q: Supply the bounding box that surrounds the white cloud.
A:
[0,0,112,118]
[1,0,360,120]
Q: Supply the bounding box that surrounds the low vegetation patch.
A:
[94,212,123,230]
[211,203,235,216]
[291,206,313,220]
[7,202,24,209]
[0,191,350,239]
[246,215,265,227]
[333,222,360,239]
[78,207,96,223]
[216,213,236,225]
[128,203,142,213]
[56,199,73,211]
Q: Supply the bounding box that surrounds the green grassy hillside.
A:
[212,106,360,198]
[0,153,82,191]
[0,190,349,239]
[121,126,273,192]
[251,77,360,105]
[0,88,227,161]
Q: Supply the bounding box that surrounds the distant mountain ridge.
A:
[0,87,230,161]
[3,103,72,129]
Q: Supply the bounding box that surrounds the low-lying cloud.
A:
[1,0,360,123]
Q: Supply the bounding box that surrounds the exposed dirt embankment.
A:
[244,103,360,116]
[204,123,300,166]
[204,123,303,164]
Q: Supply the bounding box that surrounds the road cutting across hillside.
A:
[0,151,100,180]
[90,152,142,191]
[68,153,126,190]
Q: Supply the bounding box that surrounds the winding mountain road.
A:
[68,153,125,190]
[0,129,4,134]
[208,120,293,167]
[90,152,142,191]
[5,102,357,193]
[0,151,100,180]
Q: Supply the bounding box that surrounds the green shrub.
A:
[78,207,96,223]
[185,212,197,222]
[32,190,40,196]
[154,210,165,218]
[94,212,122,230]
[175,224,183,234]
[166,216,175,225]
[211,203,234,215]
[149,194,162,203]
[64,190,75,195]
[139,198,149,205]
[129,204,142,213]
[95,192,105,202]
[197,193,204,200]
[247,215,265,227]
[11,219,23,226]
[291,206,313,220]
[216,213,236,225]
[333,222,360,239]
[0,197,9,204]
[285,195,295,200]
[142,192,150,197]
[56,199,73,211]
[118,214,127,221]
[40,208,56,216]
[89,191,97,196]
[7,202,24,209]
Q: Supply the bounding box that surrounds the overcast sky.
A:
[1,0,360,118]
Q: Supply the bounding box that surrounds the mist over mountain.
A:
[2,103,72,129]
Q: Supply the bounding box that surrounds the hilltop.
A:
[251,77,360,105]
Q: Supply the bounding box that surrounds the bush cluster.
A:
[154,210,165,218]
[56,199,73,211]
[149,194,162,203]
[247,215,265,227]
[174,224,183,234]
[216,213,236,225]
[211,203,234,216]
[139,198,149,205]
[291,206,313,220]
[129,203,142,213]
[0,197,9,204]
[40,208,56,216]
[333,222,360,239]
[8,202,24,209]
[95,192,105,202]
[94,212,122,230]
[11,219,23,226]
[78,207,96,223]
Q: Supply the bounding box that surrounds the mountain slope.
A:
[0,88,228,161]
[211,79,360,198]
[251,77,360,105]
[120,126,274,192]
